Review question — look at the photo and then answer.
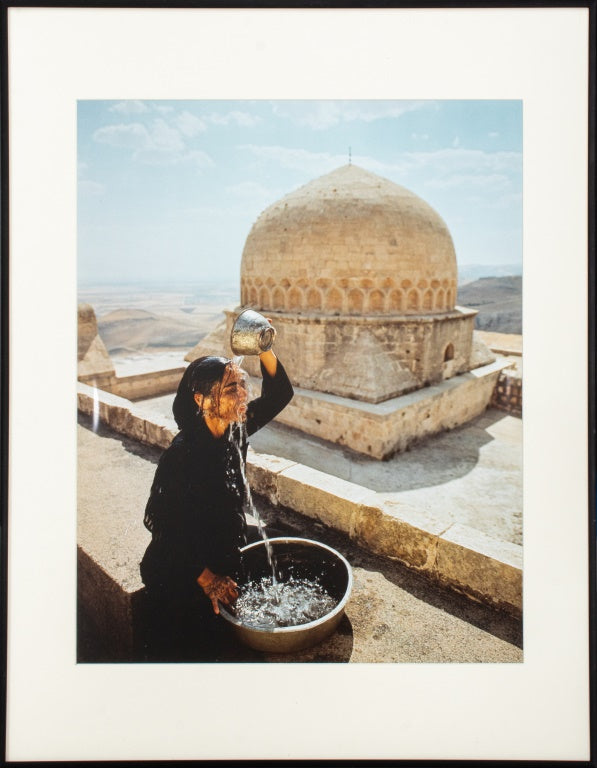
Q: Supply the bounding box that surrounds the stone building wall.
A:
[225,308,479,403]
[271,360,508,458]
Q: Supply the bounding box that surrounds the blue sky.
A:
[78,99,522,287]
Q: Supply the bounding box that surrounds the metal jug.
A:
[230,309,276,355]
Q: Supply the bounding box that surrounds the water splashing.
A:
[234,575,336,628]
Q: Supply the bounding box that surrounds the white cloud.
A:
[225,180,275,200]
[489,131,500,138]
[383,148,521,198]
[239,144,522,209]
[166,205,226,219]
[132,148,214,168]
[186,150,214,168]
[93,122,151,150]
[175,111,207,137]
[93,109,221,168]
[207,110,261,127]
[239,145,344,176]
[109,100,150,115]
[395,147,522,175]
[241,143,520,184]
[425,173,511,191]
[148,118,185,152]
[272,100,432,130]
[92,118,215,168]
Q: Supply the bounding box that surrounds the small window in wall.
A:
[444,342,455,362]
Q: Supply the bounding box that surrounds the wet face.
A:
[195,363,249,426]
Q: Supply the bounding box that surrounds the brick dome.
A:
[240,164,458,316]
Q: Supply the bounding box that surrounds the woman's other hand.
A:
[197,568,239,614]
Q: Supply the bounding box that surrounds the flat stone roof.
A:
[111,348,189,378]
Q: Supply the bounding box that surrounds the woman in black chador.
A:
[140,341,293,661]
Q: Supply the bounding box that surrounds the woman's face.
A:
[200,363,249,425]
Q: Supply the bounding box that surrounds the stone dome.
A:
[240,164,458,316]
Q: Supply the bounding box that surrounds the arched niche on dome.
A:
[259,286,270,309]
[368,289,384,313]
[248,285,258,305]
[348,288,364,314]
[326,286,343,313]
[307,288,322,311]
[436,288,445,310]
[423,289,433,311]
[272,287,285,310]
[388,289,402,312]
[288,287,302,311]
[408,289,420,311]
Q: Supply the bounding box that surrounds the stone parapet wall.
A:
[78,383,176,450]
[491,371,522,416]
[79,368,184,402]
[109,368,185,401]
[250,454,521,616]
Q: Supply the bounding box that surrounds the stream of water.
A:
[228,416,278,584]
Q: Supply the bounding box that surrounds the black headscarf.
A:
[172,356,231,431]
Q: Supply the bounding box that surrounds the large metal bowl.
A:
[219,537,352,653]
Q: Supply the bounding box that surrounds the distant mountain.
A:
[458,264,522,285]
[98,308,211,352]
[457,275,522,334]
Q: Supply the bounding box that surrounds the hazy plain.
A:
[78,273,521,372]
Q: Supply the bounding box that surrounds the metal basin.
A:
[219,537,352,654]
